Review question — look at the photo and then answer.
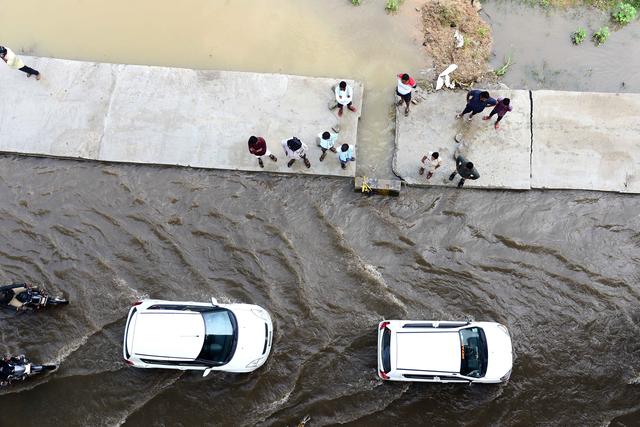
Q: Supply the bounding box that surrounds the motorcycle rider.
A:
[0,355,26,386]
[0,283,33,311]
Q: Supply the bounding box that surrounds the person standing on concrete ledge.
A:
[396,73,417,117]
[248,136,277,168]
[449,151,480,188]
[317,131,338,161]
[455,89,496,121]
[282,137,311,169]
[0,46,41,80]
[483,97,512,130]
[338,144,355,169]
[419,152,441,180]
[334,81,357,117]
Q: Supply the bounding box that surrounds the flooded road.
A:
[1,0,640,426]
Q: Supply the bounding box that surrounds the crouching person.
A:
[282,137,311,168]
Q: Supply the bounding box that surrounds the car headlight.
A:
[246,358,262,368]
[251,308,269,321]
[500,369,512,382]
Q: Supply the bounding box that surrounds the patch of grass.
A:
[351,0,361,5]
[477,26,489,38]
[386,0,403,12]
[611,2,637,24]
[571,27,587,44]
[592,26,610,45]
[435,3,461,26]
[495,55,513,77]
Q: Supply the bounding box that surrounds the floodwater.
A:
[483,0,640,92]
[1,1,640,427]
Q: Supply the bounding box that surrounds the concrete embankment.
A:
[0,57,363,177]
[393,90,640,193]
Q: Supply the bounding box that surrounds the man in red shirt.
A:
[248,136,278,168]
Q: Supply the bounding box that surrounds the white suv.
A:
[123,298,273,375]
[377,320,512,384]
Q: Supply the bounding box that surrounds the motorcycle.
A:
[0,355,57,387]
[0,283,69,312]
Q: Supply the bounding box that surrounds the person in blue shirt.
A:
[338,144,355,169]
[455,90,497,121]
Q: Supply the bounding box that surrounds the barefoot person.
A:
[455,89,496,121]
[483,97,512,130]
[419,151,441,180]
[334,81,357,117]
[248,136,277,168]
[317,131,338,161]
[0,46,41,80]
[396,73,417,116]
[337,144,355,169]
[282,137,311,169]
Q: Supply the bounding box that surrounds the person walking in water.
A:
[282,137,311,168]
[396,73,417,117]
[0,46,41,80]
[455,89,496,121]
[483,97,512,130]
[419,151,441,180]
[317,130,338,161]
[334,81,357,117]
[247,136,277,168]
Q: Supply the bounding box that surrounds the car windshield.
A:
[381,328,391,373]
[459,327,488,378]
[197,309,237,364]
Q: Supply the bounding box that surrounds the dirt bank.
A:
[421,0,496,85]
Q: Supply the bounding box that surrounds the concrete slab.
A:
[531,90,640,193]
[393,90,532,190]
[0,57,363,177]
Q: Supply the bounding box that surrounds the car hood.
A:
[132,312,205,359]
[228,307,270,365]
[482,324,513,380]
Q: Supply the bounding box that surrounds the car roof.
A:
[395,330,461,373]
[132,311,205,359]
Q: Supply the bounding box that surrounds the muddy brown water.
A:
[1,0,640,426]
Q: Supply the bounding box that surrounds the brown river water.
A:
[1,0,640,426]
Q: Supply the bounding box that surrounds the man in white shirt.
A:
[282,137,311,168]
[396,73,417,116]
[317,131,338,161]
[334,81,357,117]
[0,46,41,80]
[419,151,441,180]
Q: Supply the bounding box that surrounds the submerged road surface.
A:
[0,155,639,426]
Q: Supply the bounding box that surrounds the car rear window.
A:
[381,327,392,373]
[197,309,238,364]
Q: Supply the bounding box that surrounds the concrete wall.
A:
[0,56,363,177]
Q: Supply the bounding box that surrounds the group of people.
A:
[247,80,357,170]
[417,88,512,188]
[0,45,41,80]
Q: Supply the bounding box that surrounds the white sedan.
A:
[377,320,512,384]
[123,298,273,375]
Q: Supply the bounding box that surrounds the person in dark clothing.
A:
[0,46,41,80]
[248,136,277,168]
[456,90,496,121]
[0,355,25,386]
[483,97,512,130]
[449,154,480,188]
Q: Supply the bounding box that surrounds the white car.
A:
[377,320,512,384]
[123,298,273,375]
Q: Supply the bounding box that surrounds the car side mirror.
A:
[203,368,213,377]
[210,297,218,306]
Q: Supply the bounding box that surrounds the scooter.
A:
[0,283,69,312]
[0,355,57,387]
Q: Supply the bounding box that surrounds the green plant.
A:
[386,0,403,12]
[477,27,489,38]
[592,26,610,45]
[351,0,361,5]
[495,55,513,77]
[571,27,587,44]
[611,2,637,24]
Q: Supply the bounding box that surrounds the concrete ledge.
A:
[393,90,531,190]
[0,57,363,177]
[532,90,640,193]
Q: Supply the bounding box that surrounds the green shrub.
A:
[351,0,361,5]
[571,28,587,44]
[386,0,403,12]
[592,26,610,45]
[477,27,489,38]
[611,2,637,24]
